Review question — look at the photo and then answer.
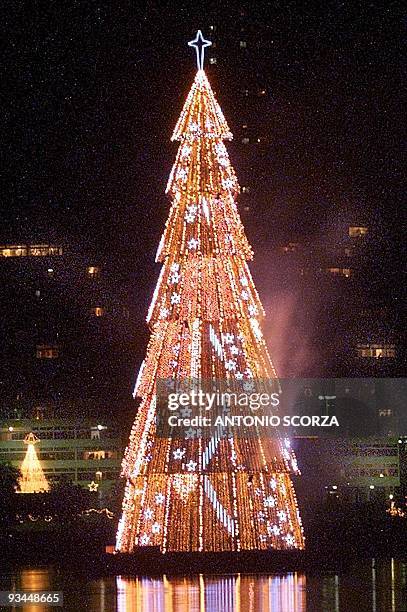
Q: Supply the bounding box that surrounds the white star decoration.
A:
[268,524,281,536]
[155,493,165,504]
[186,460,198,472]
[173,448,186,460]
[187,238,199,250]
[223,333,234,344]
[151,522,161,534]
[171,293,181,304]
[215,142,226,155]
[264,495,276,508]
[181,144,191,158]
[144,508,154,520]
[285,534,295,546]
[169,272,180,284]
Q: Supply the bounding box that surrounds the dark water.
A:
[1,559,406,611]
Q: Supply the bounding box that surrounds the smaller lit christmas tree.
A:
[18,432,49,493]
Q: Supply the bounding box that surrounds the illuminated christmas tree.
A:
[116,31,304,553]
[19,432,49,493]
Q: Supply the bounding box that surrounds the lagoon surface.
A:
[1,559,406,611]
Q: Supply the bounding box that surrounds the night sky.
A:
[2,1,405,364]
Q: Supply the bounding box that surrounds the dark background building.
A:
[0,241,135,418]
[1,3,405,500]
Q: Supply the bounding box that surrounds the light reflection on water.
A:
[1,559,406,611]
[116,574,306,611]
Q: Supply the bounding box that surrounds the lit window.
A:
[209,57,217,65]
[280,242,300,253]
[0,244,62,257]
[84,451,106,461]
[47,268,54,277]
[34,406,46,420]
[36,345,59,359]
[29,245,63,256]
[87,266,101,277]
[242,137,250,144]
[91,307,104,317]
[240,41,247,48]
[356,344,396,358]
[258,89,266,95]
[241,186,250,193]
[242,124,248,129]
[326,267,352,277]
[379,409,393,417]
[344,247,352,256]
[0,245,27,257]
[349,226,368,238]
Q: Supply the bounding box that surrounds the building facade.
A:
[0,418,122,495]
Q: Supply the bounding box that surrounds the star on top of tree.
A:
[188,30,212,71]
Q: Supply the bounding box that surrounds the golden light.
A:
[115,41,304,554]
[18,432,49,494]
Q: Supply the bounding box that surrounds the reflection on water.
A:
[116,574,306,611]
[1,559,406,611]
[5,568,52,612]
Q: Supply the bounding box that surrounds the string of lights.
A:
[116,35,304,553]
